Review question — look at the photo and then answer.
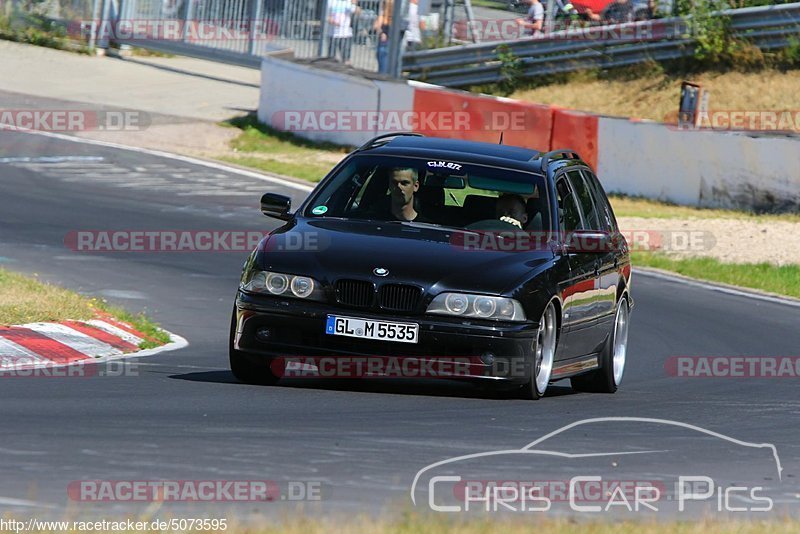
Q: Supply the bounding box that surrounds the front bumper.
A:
[234,291,538,384]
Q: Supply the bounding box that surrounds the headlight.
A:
[243,270,323,301]
[266,272,289,295]
[427,293,526,321]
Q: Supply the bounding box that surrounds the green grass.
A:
[224,114,351,153]
[0,268,169,350]
[633,252,800,299]
[102,306,171,349]
[219,114,350,183]
[609,194,800,222]
[217,155,331,183]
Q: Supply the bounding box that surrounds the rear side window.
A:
[567,170,601,231]
[555,175,582,233]
[581,170,618,233]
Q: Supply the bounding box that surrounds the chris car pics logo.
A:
[410,417,782,514]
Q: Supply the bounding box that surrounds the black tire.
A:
[571,296,629,394]
[229,309,279,386]
[519,301,559,400]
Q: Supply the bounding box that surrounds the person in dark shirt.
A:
[369,167,432,223]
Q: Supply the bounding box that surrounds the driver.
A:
[372,167,431,222]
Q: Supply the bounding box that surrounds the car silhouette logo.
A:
[373,267,389,277]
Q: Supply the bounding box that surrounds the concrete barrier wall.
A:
[260,56,800,211]
[258,56,414,147]
[597,118,800,211]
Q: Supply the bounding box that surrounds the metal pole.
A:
[545,0,555,34]
[463,0,477,43]
[183,0,195,42]
[88,0,102,51]
[443,0,453,44]
[387,0,405,77]
[249,0,263,56]
[318,0,330,58]
[97,0,116,50]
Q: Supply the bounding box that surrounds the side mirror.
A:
[260,193,292,221]
[564,230,614,254]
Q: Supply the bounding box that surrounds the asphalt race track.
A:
[1,126,799,521]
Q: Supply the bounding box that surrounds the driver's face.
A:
[390,170,418,206]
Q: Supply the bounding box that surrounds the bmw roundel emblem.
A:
[373,267,389,277]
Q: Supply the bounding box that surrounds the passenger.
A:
[496,194,529,229]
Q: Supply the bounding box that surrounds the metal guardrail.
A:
[403,3,800,87]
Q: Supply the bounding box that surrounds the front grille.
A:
[379,284,422,312]
[335,279,375,308]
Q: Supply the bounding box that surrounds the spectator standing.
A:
[517,0,544,37]
[328,0,359,65]
[374,0,394,73]
[405,0,425,52]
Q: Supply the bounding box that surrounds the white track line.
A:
[0,125,314,192]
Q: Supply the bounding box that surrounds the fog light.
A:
[480,352,495,365]
[256,327,272,342]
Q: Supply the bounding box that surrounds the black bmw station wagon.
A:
[230,133,632,399]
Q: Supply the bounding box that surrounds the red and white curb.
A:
[0,317,187,372]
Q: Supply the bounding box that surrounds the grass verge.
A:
[632,252,800,299]
[509,66,800,124]
[219,115,351,183]
[0,268,169,350]
[609,195,800,222]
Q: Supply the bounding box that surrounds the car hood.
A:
[258,218,553,295]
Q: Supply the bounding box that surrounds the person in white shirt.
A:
[405,0,425,51]
[516,0,544,37]
[327,0,360,64]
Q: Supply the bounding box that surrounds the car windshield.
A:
[304,155,551,232]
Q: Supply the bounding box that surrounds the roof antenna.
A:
[498,131,504,145]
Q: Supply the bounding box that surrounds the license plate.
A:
[325,315,419,344]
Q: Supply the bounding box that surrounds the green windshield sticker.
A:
[311,205,328,215]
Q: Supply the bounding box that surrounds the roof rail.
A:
[533,149,580,171]
[356,132,424,152]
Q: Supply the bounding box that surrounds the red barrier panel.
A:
[550,108,599,170]
[412,87,554,151]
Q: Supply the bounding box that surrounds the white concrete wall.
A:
[597,117,800,211]
[260,57,800,211]
[259,57,414,147]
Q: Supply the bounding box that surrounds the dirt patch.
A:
[618,216,800,266]
[76,121,240,158]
